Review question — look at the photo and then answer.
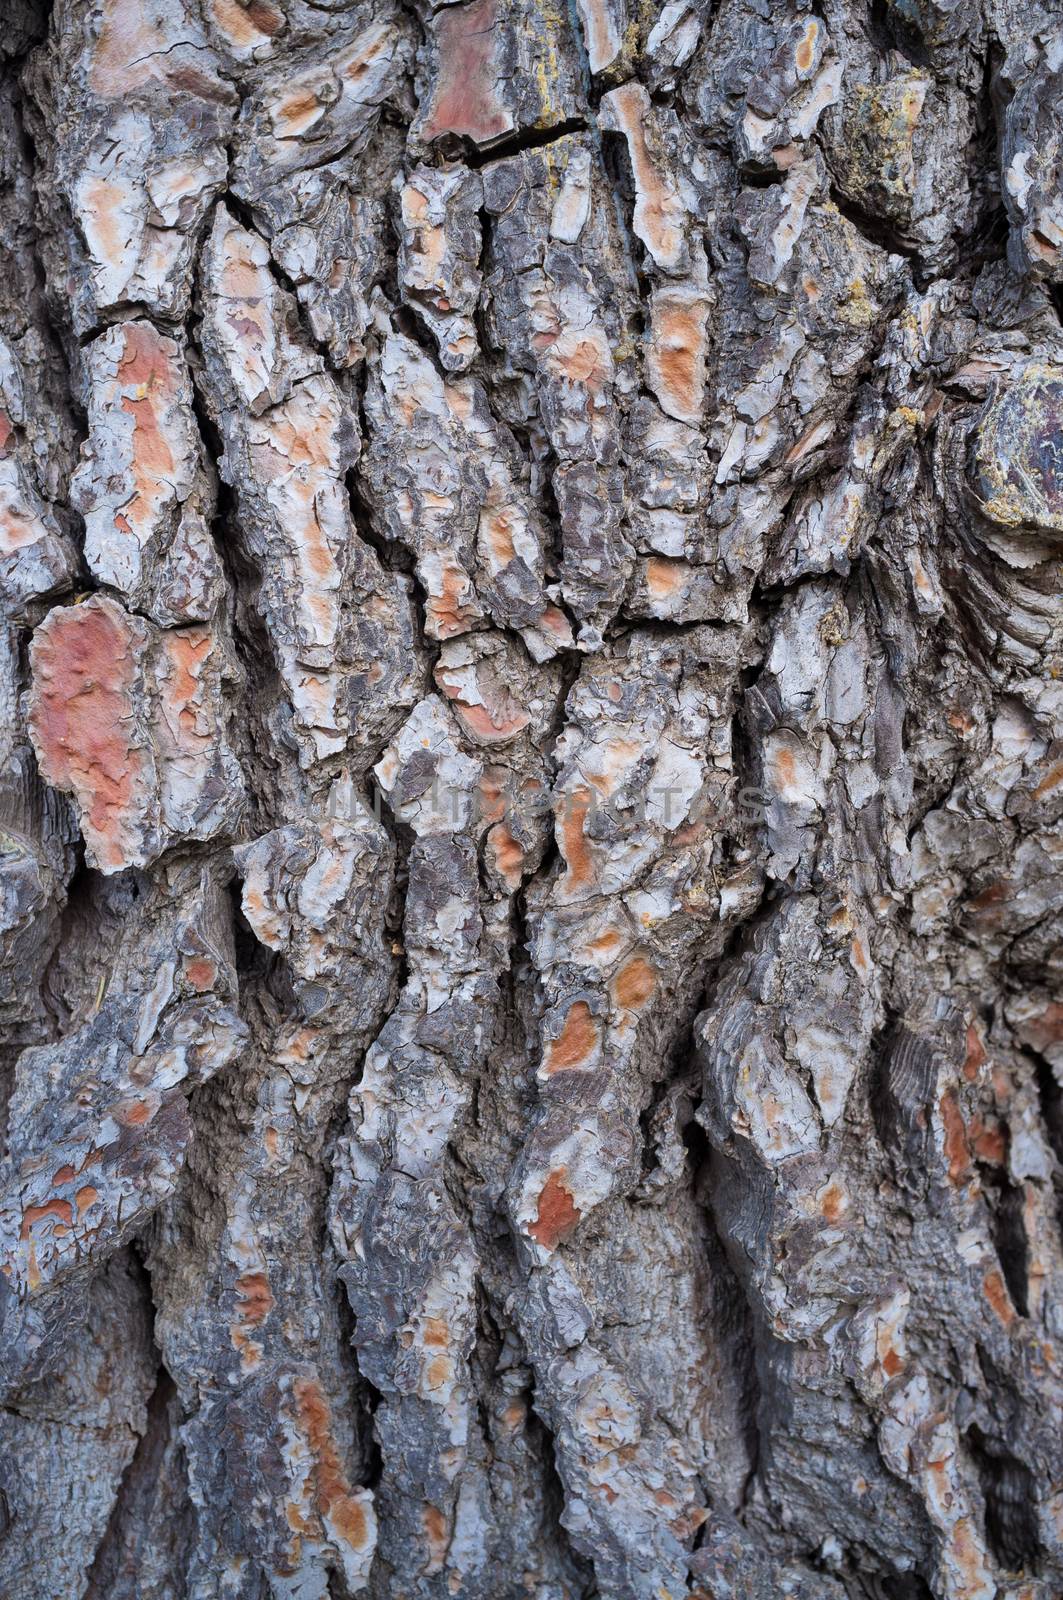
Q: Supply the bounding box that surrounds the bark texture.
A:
[1,0,1062,1596]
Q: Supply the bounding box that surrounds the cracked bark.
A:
[1,0,1063,1597]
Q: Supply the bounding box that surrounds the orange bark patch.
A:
[421,0,512,145]
[235,1270,274,1327]
[850,934,870,977]
[293,1378,371,1550]
[819,1180,846,1224]
[119,1098,153,1127]
[527,1170,580,1250]
[882,1347,904,1378]
[209,0,284,46]
[963,1021,987,1081]
[577,0,621,71]
[795,19,818,72]
[558,334,611,390]
[545,1001,599,1073]
[424,1503,448,1571]
[481,505,516,567]
[612,955,656,1010]
[477,769,506,825]
[939,1090,971,1184]
[983,1268,1016,1327]
[91,0,229,98]
[81,177,129,274]
[773,745,796,790]
[425,1354,452,1389]
[501,1400,525,1430]
[969,1117,1006,1166]
[1030,759,1063,800]
[649,299,706,420]
[75,1185,99,1215]
[52,1165,75,1185]
[441,689,530,744]
[966,880,1009,926]
[1016,1003,1063,1055]
[274,88,322,137]
[159,627,212,741]
[426,561,477,639]
[117,325,178,545]
[20,1198,74,1239]
[559,786,594,892]
[487,823,523,888]
[645,557,687,599]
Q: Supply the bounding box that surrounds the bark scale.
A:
[0,0,1062,1597]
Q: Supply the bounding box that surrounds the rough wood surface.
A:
[1,1,1062,1596]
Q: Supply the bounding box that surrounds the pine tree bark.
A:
[1,0,1062,1596]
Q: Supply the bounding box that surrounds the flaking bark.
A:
[1,0,1063,1597]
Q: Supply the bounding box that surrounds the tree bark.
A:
[1,0,1062,1596]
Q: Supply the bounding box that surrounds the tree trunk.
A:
[1,0,1062,1595]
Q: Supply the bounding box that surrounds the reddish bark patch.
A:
[426,561,477,638]
[28,597,150,872]
[184,956,217,992]
[159,627,212,740]
[437,669,530,744]
[527,1170,580,1250]
[421,0,513,145]
[481,505,516,567]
